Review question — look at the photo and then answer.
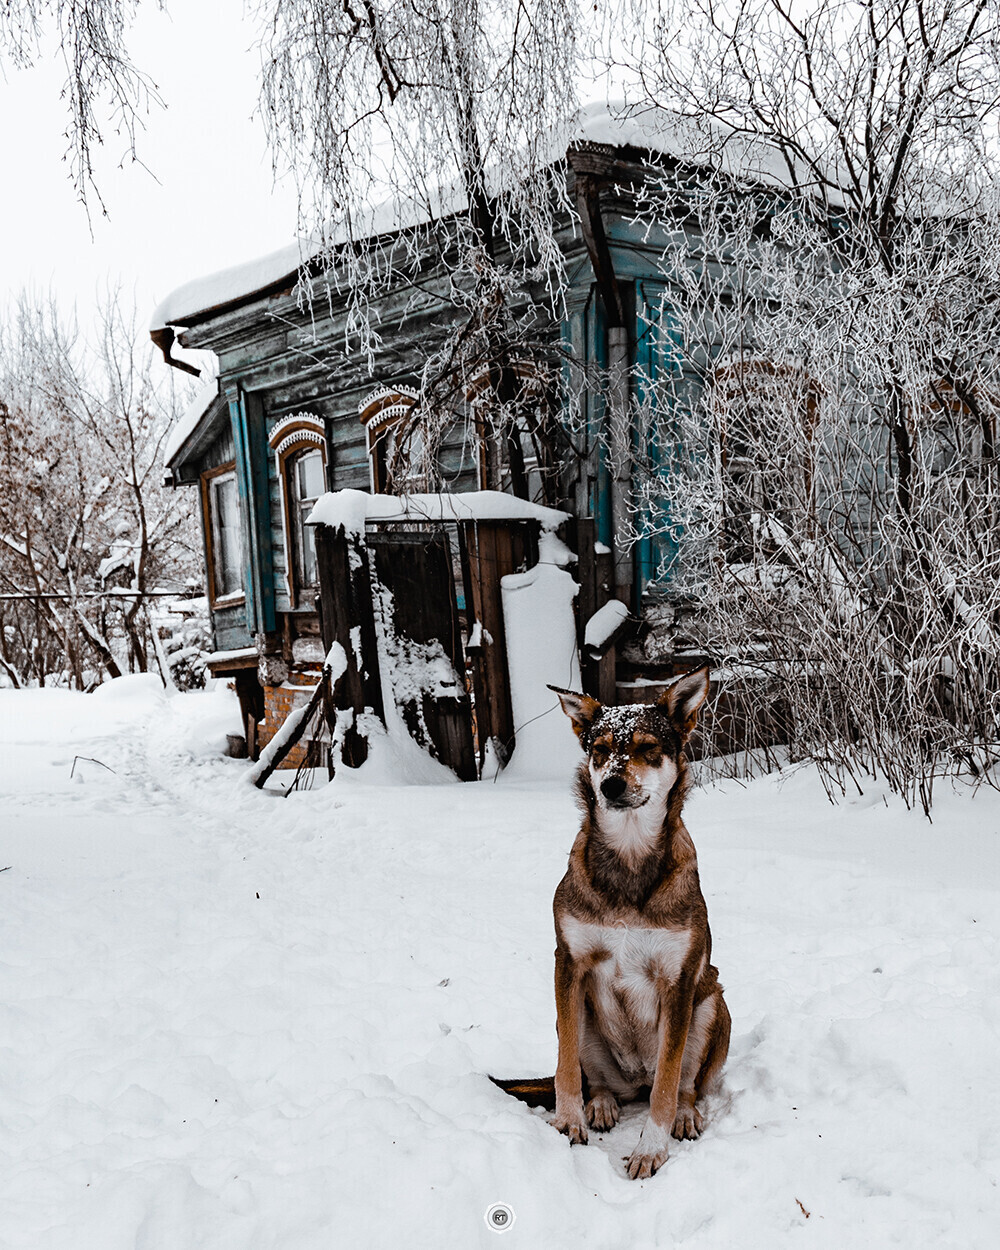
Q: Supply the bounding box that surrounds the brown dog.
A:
[547,667,730,1179]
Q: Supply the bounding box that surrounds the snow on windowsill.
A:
[205,648,258,674]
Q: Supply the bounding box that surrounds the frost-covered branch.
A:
[606,0,1000,811]
[0,290,199,686]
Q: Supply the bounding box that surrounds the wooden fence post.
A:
[575,517,617,704]
[458,520,523,764]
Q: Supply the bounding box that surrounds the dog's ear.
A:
[547,684,602,743]
[657,666,710,741]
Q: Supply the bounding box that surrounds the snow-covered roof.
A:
[150,102,792,334]
[307,488,568,535]
[163,378,222,469]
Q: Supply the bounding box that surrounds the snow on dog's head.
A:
[548,668,710,812]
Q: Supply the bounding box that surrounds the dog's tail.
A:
[490,1075,592,1110]
[489,1076,556,1108]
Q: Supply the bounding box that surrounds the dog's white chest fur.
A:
[596,802,668,862]
[561,918,692,1083]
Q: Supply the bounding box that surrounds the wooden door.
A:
[458,519,537,766]
[368,528,477,781]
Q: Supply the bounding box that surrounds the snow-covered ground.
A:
[1,679,997,1248]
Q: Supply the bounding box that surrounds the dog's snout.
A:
[600,776,627,802]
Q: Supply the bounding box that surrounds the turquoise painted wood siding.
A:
[227,387,276,634]
[634,279,684,596]
[587,289,613,551]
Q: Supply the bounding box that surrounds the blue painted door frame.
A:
[634,279,682,597]
[565,268,684,602]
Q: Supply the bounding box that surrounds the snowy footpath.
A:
[1,678,998,1249]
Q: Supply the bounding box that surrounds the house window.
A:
[290,447,325,589]
[923,378,987,475]
[359,387,423,494]
[267,412,329,605]
[202,465,244,603]
[464,360,549,498]
[712,360,818,562]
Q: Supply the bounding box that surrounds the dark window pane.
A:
[290,449,324,589]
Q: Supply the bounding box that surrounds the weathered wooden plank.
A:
[594,544,616,705]
[460,520,528,763]
[251,666,331,788]
[314,524,385,766]
[480,523,513,759]
[575,517,617,704]
[574,516,597,695]
[457,523,491,765]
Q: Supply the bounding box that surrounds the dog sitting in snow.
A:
[547,667,730,1180]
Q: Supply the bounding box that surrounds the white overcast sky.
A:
[0,0,300,334]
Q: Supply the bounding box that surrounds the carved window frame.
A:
[463,359,548,495]
[358,387,421,494]
[922,378,990,477]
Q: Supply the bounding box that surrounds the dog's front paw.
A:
[625,1119,669,1179]
[672,1102,703,1140]
[552,1105,589,1145]
[586,1090,620,1132]
[626,1144,668,1180]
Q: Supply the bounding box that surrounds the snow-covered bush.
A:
[158,597,212,692]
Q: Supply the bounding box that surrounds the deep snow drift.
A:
[1,679,997,1248]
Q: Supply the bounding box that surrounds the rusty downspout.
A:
[570,151,634,606]
[150,326,201,379]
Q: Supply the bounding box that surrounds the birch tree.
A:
[0,0,162,215]
[255,0,583,497]
[2,1,586,498]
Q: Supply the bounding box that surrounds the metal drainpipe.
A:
[607,324,633,606]
[149,326,202,378]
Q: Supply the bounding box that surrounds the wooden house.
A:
[153,105,775,766]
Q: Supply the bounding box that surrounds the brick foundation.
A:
[258,668,323,769]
